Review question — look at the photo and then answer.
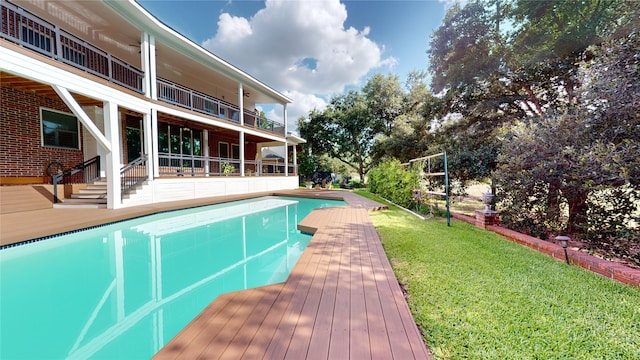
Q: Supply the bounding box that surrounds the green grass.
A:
[354,190,640,360]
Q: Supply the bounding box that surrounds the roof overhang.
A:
[286,132,307,145]
[104,0,292,105]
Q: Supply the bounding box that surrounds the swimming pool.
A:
[0,196,345,359]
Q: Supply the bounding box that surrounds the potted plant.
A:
[221,162,235,176]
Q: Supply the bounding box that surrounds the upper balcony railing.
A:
[1,1,143,92]
[157,78,285,136]
[1,0,285,137]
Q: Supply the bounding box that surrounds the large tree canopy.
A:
[299,90,380,182]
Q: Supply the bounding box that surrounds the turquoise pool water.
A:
[0,196,345,359]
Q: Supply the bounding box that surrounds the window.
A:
[219,142,229,158]
[41,108,79,149]
[232,144,240,160]
[231,144,240,171]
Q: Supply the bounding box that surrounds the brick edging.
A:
[451,212,640,287]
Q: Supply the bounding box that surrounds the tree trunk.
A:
[547,180,561,222]
[567,189,589,234]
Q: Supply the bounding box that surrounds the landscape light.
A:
[555,235,570,264]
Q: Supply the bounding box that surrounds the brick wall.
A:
[1,86,84,181]
[451,212,640,287]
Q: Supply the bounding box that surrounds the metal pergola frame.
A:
[406,151,450,226]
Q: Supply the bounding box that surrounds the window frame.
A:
[40,107,80,150]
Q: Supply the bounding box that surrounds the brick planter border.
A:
[452,212,640,287]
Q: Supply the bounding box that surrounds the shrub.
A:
[368,159,418,208]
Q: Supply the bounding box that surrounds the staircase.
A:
[51,155,149,209]
[53,179,107,209]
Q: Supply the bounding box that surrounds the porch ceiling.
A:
[14,0,142,66]
[154,43,278,106]
[1,72,102,106]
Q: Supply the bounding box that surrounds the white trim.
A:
[52,85,112,152]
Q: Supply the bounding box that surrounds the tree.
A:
[362,73,404,135]
[299,90,380,182]
[427,1,526,190]
[373,71,439,163]
[495,27,640,253]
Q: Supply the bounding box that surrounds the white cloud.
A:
[202,0,391,128]
[283,90,328,130]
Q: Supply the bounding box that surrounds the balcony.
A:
[157,78,285,136]
[1,0,285,137]
[1,1,143,92]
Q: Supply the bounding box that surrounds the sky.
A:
[137,0,449,131]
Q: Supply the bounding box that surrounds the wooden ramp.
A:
[154,203,429,359]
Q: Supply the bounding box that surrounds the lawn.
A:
[355,190,640,360]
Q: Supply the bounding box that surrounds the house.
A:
[0,0,304,209]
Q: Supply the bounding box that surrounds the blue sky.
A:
[138,0,448,129]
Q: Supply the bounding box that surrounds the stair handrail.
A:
[52,156,101,203]
[121,155,148,197]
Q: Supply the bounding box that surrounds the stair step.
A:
[78,188,107,194]
[70,193,106,199]
[86,184,107,190]
[54,203,107,209]
[63,198,107,204]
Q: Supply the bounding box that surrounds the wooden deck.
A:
[0,187,430,359]
[154,194,429,360]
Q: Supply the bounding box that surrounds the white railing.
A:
[1,1,144,92]
[156,77,285,136]
[158,153,292,177]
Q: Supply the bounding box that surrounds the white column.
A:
[238,82,244,126]
[151,109,159,178]
[104,101,122,209]
[143,112,153,180]
[293,143,297,176]
[204,129,210,176]
[256,143,263,176]
[284,140,288,176]
[283,103,288,135]
[283,104,288,176]
[141,32,157,99]
[141,32,151,98]
[240,131,245,176]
